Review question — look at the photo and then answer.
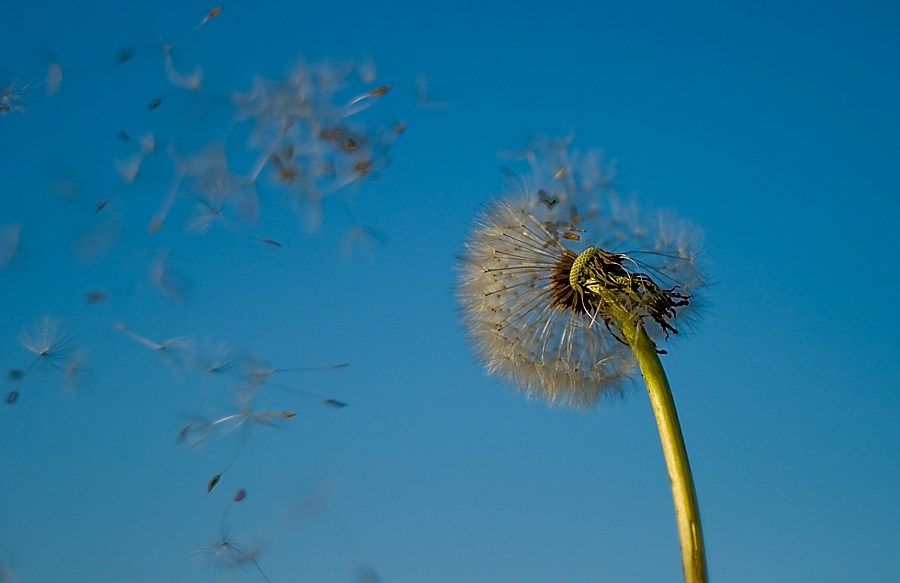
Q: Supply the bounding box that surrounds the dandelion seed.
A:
[458,139,710,581]
[0,223,21,269]
[6,391,18,405]
[415,73,449,110]
[149,143,188,235]
[195,532,270,582]
[182,396,298,489]
[114,322,194,377]
[183,6,224,41]
[234,488,246,502]
[85,290,107,304]
[99,133,156,210]
[0,78,33,115]
[45,62,62,96]
[163,52,203,91]
[194,341,240,375]
[236,352,349,405]
[357,57,377,83]
[7,370,24,381]
[62,351,88,394]
[19,316,77,375]
[187,190,280,246]
[115,47,135,64]
[340,225,387,259]
[149,98,162,110]
[202,413,286,490]
[150,249,191,302]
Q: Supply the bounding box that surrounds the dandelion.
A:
[457,140,710,583]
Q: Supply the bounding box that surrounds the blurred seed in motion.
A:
[45,62,62,96]
[86,291,107,304]
[114,322,195,377]
[0,224,21,269]
[115,47,135,64]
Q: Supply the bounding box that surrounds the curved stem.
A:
[622,321,708,583]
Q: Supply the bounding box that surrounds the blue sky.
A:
[1,1,899,582]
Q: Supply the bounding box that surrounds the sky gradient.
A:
[1,1,899,582]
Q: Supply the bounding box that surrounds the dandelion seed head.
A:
[459,196,634,408]
[458,143,707,408]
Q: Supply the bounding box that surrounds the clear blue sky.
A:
[1,1,899,582]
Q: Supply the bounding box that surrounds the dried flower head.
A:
[458,142,706,408]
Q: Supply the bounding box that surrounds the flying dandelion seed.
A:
[180,392,297,491]
[62,351,89,394]
[150,249,191,301]
[194,531,270,582]
[114,322,194,377]
[96,133,156,211]
[236,351,349,406]
[18,316,78,375]
[85,290,108,304]
[194,340,241,376]
[457,138,710,583]
[231,57,404,232]
[0,224,21,269]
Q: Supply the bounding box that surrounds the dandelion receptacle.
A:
[457,137,709,583]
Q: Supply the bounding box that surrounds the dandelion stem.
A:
[622,321,708,583]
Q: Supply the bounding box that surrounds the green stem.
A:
[622,321,708,583]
